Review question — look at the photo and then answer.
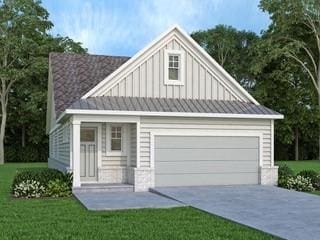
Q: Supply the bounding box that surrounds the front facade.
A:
[47,25,283,191]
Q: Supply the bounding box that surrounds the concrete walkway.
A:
[74,191,184,210]
[152,185,320,240]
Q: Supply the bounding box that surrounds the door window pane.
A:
[81,129,95,142]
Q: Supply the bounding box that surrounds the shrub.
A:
[12,168,66,192]
[298,170,320,190]
[13,180,45,198]
[278,164,295,187]
[285,175,315,192]
[45,179,71,198]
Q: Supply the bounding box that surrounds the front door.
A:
[80,127,97,182]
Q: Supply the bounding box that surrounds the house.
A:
[46,25,283,192]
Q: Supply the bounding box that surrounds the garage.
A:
[154,136,259,187]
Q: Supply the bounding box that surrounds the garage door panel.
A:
[155,148,259,161]
[155,173,259,187]
[154,136,259,186]
[155,136,259,149]
[155,161,258,174]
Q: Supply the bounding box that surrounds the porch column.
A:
[136,121,140,168]
[72,120,81,187]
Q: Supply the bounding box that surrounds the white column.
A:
[72,120,81,187]
[136,121,140,168]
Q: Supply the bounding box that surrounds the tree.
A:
[0,0,53,164]
[191,25,259,90]
[250,35,320,160]
[5,35,86,161]
[259,0,320,159]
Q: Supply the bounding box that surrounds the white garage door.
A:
[155,136,259,187]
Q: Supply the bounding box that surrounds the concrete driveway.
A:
[152,185,320,240]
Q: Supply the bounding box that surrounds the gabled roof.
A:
[81,25,259,105]
[49,52,129,116]
[66,96,282,119]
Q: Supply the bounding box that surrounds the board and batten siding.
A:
[49,123,70,170]
[103,38,246,102]
[139,117,272,168]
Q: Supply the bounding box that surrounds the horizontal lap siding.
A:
[49,123,70,167]
[130,124,137,167]
[140,117,272,168]
[101,123,127,167]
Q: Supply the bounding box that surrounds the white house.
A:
[46,25,283,192]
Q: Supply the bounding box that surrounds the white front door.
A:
[80,127,97,182]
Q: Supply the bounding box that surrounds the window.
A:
[164,49,185,85]
[168,55,179,80]
[111,126,122,151]
[80,128,95,142]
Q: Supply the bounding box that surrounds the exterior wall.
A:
[48,122,70,172]
[103,37,247,102]
[139,117,273,168]
[130,116,277,190]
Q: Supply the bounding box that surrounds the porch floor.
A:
[73,191,184,211]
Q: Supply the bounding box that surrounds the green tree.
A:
[250,36,320,160]
[259,0,320,159]
[191,25,259,90]
[0,0,53,164]
[5,35,86,161]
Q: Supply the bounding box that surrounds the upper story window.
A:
[164,49,185,85]
[168,55,179,80]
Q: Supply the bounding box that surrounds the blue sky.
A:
[42,0,270,56]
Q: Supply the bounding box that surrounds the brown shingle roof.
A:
[50,52,130,117]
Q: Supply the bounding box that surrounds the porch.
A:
[70,115,153,192]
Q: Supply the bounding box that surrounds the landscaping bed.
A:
[276,160,320,194]
[11,167,72,198]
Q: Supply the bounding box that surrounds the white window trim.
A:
[164,49,185,85]
[106,124,127,156]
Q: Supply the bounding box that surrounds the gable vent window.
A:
[164,49,185,85]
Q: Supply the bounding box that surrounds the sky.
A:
[42,0,270,57]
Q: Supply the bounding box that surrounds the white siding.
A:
[139,117,272,168]
[103,38,247,102]
[130,123,137,167]
[101,123,127,167]
[49,123,70,169]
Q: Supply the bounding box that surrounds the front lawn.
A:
[276,160,320,173]
[0,163,277,240]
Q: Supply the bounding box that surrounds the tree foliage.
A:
[0,0,86,163]
[191,25,259,89]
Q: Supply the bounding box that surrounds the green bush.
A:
[278,164,295,187]
[13,180,45,198]
[12,168,66,192]
[298,170,320,190]
[285,175,315,192]
[45,179,71,198]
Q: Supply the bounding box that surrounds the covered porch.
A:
[70,115,153,192]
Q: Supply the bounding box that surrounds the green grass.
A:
[0,163,278,240]
[276,160,320,174]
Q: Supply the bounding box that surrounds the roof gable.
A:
[82,25,259,105]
